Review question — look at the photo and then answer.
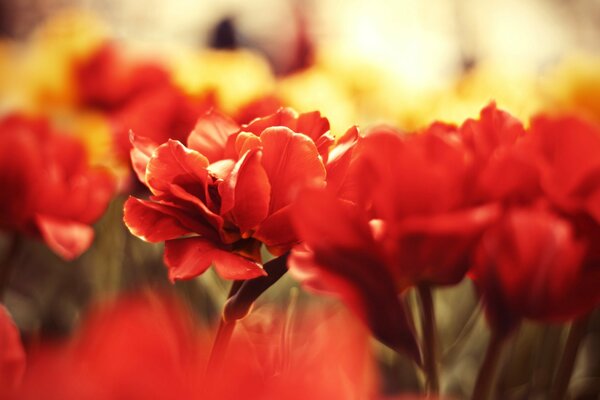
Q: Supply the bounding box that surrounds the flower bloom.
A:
[471,207,588,336]
[290,120,499,360]
[0,114,115,259]
[460,105,600,333]
[123,108,355,282]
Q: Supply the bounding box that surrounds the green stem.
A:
[418,285,439,394]
[550,316,590,400]
[471,330,505,400]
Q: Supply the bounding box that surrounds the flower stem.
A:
[550,316,590,400]
[207,316,236,374]
[418,285,439,394]
[206,282,241,378]
[471,330,505,400]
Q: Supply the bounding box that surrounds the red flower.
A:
[525,115,600,223]
[12,292,375,400]
[12,292,205,400]
[0,305,25,392]
[462,107,600,333]
[471,207,589,336]
[124,108,347,282]
[0,115,115,259]
[290,123,499,360]
[75,43,214,163]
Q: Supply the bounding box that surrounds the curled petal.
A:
[146,139,209,194]
[187,110,240,163]
[244,108,330,143]
[219,149,271,234]
[234,132,262,157]
[35,215,94,260]
[129,131,158,183]
[260,127,326,213]
[164,237,265,281]
[123,197,204,242]
[326,126,360,194]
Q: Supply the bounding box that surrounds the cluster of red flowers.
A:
[1,89,599,397]
[123,102,600,357]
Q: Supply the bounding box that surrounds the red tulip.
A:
[124,108,349,282]
[471,206,589,336]
[290,122,499,360]
[12,292,205,400]
[0,305,25,392]
[525,115,600,223]
[0,115,115,259]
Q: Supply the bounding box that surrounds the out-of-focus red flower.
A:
[75,43,214,162]
[290,122,498,360]
[12,292,205,400]
[124,108,355,282]
[290,189,421,362]
[0,305,25,392]
[525,115,600,223]
[458,103,540,204]
[471,207,589,336]
[0,114,115,260]
[11,292,375,400]
[461,106,600,333]
[518,115,600,320]
[212,304,375,400]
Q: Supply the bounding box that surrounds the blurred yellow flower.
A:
[171,49,275,115]
[543,55,600,124]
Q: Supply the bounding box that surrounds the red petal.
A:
[244,108,298,135]
[187,110,240,163]
[164,237,265,281]
[244,108,330,143]
[260,127,326,213]
[146,139,209,195]
[219,149,271,234]
[234,131,262,157]
[212,250,266,280]
[0,306,25,391]
[35,215,94,260]
[253,204,295,249]
[460,102,525,163]
[326,126,360,194]
[129,131,159,183]
[123,197,204,242]
[295,110,331,142]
